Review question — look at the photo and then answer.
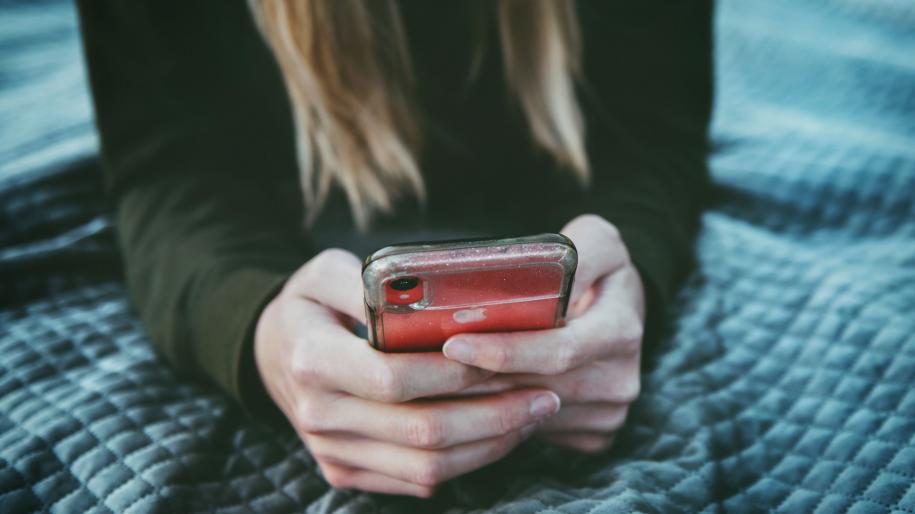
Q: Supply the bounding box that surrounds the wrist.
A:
[238,275,290,426]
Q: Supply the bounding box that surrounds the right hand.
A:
[254,248,561,497]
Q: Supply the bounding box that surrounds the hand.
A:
[442,214,645,453]
[254,249,562,497]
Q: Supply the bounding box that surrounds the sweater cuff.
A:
[192,266,291,422]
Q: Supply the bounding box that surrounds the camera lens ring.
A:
[389,276,419,291]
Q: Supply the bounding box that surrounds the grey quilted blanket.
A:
[2,0,914,512]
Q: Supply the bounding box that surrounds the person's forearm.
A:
[572,0,713,333]
[114,169,309,407]
[78,0,314,408]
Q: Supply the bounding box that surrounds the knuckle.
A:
[300,248,352,286]
[321,464,353,489]
[415,486,437,499]
[592,363,641,403]
[573,213,609,231]
[599,219,622,242]
[413,454,446,487]
[492,405,520,434]
[568,374,591,402]
[492,432,520,457]
[552,345,577,374]
[606,406,630,430]
[625,321,645,345]
[405,412,447,449]
[551,341,578,374]
[300,256,325,285]
[294,398,326,434]
[613,375,641,404]
[487,345,511,372]
[369,363,406,402]
[572,214,621,242]
[315,247,350,267]
[591,310,615,333]
[580,436,614,454]
[620,309,645,338]
[457,365,491,389]
[290,354,322,385]
[616,333,643,357]
[613,312,644,356]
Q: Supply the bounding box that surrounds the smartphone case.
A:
[362,233,577,352]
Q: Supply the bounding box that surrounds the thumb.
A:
[295,248,367,325]
[560,214,629,308]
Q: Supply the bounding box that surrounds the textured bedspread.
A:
[2,0,914,512]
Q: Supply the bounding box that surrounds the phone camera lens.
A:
[389,276,419,291]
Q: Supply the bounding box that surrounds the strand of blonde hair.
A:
[251,0,588,229]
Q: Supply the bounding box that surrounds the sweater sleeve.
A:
[576,1,714,337]
[76,0,312,414]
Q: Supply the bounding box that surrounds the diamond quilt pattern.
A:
[1,0,914,512]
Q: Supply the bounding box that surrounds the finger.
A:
[537,403,628,433]
[539,432,616,454]
[443,325,570,374]
[315,389,560,449]
[568,281,598,319]
[450,378,516,396]
[560,214,629,307]
[442,270,643,374]
[296,319,495,402]
[307,429,534,487]
[483,358,641,404]
[319,461,436,498]
[296,248,366,324]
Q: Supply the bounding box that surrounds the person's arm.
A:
[441,1,714,453]
[578,0,714,335]
[77,0,311,412]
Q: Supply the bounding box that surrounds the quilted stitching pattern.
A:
[2,0,914,512]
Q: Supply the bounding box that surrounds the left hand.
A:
[442,214,646,453]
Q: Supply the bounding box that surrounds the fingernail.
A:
[530,392,561,418]
[520,423,538,439]
[443,340,473,363]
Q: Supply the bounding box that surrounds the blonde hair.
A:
[251,0,588,228]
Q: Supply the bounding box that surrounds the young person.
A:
[78,0,712,497]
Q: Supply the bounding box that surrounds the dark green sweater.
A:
[77,0,713,414]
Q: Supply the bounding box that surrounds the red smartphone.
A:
[362,233,577,352]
